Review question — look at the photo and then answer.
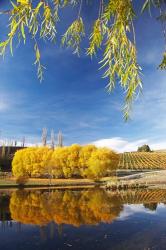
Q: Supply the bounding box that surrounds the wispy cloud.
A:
[0,99,9,112]
[91,137,148,152]
[132,72,166,132]
[91,135,166,152]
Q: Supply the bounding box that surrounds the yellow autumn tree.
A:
[53,147,71,178]
[42,149,54,178]
[79,145,97,177]
[87,148,119,179]
[51,147,66,178]
[12,145,119,179]
[12,147,52,178]
[12,149,28,177]
[66,144,82,177]
[27,147,45,176]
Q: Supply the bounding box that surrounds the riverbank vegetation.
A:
[12,145,119,179]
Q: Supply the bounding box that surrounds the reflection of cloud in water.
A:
[119,204,160,220]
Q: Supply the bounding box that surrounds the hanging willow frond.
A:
[0,1,32,56]
[142,0,165,12]
[0,0,165,119]
[0,1,44,80]
[99,0,142,120]
[159,52,166,69]
[87,19,105,56]
[34,42,45,81]
[40,4,57,41]
[61,17,85,55]
[29,2,43,37]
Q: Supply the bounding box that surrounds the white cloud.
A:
[91,136,166,152]
[79,122,94,129]
[150,142,166,151]
[132,73,166,131]
[118,204,156,220]
[0,93,11,112]
[91,137,148,152]
[0,91,26,113]
[0,99,8,112]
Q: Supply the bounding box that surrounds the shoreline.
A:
[0,169,165,190]
[0,177,97,189]
[0,181,166,191]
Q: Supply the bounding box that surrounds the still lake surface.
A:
[0,188,166,250]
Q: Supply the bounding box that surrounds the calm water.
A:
[0,188,166,250]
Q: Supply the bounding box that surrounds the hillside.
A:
[118,152,166,170]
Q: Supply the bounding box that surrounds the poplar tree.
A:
[57,131,63,147]
[42,128,47,146]
[50,129,55,149]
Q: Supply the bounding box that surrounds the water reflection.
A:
[1,188,166,227]
[10,189,123,226]
[1,188,166,250]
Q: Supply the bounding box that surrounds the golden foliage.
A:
[87,148,119,178]
[79,145,96,176]
[12,145,119,179]
[12,147,52,177]
[61,17,85,55]
[87,19,104,56]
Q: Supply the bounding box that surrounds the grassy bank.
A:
[0,177,96,188]
[0,170,166,189]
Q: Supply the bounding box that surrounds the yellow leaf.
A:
[17,0,29,4]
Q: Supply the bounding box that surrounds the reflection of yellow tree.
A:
[10,189,123,227]
[7,189,166,227]
[10,191,51,225]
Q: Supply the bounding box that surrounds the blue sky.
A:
[0,1,166,152]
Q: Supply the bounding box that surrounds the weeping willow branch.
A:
[61,17,85,55]
[0,0,165,119]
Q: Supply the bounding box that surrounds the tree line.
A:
[12,145,119,179]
